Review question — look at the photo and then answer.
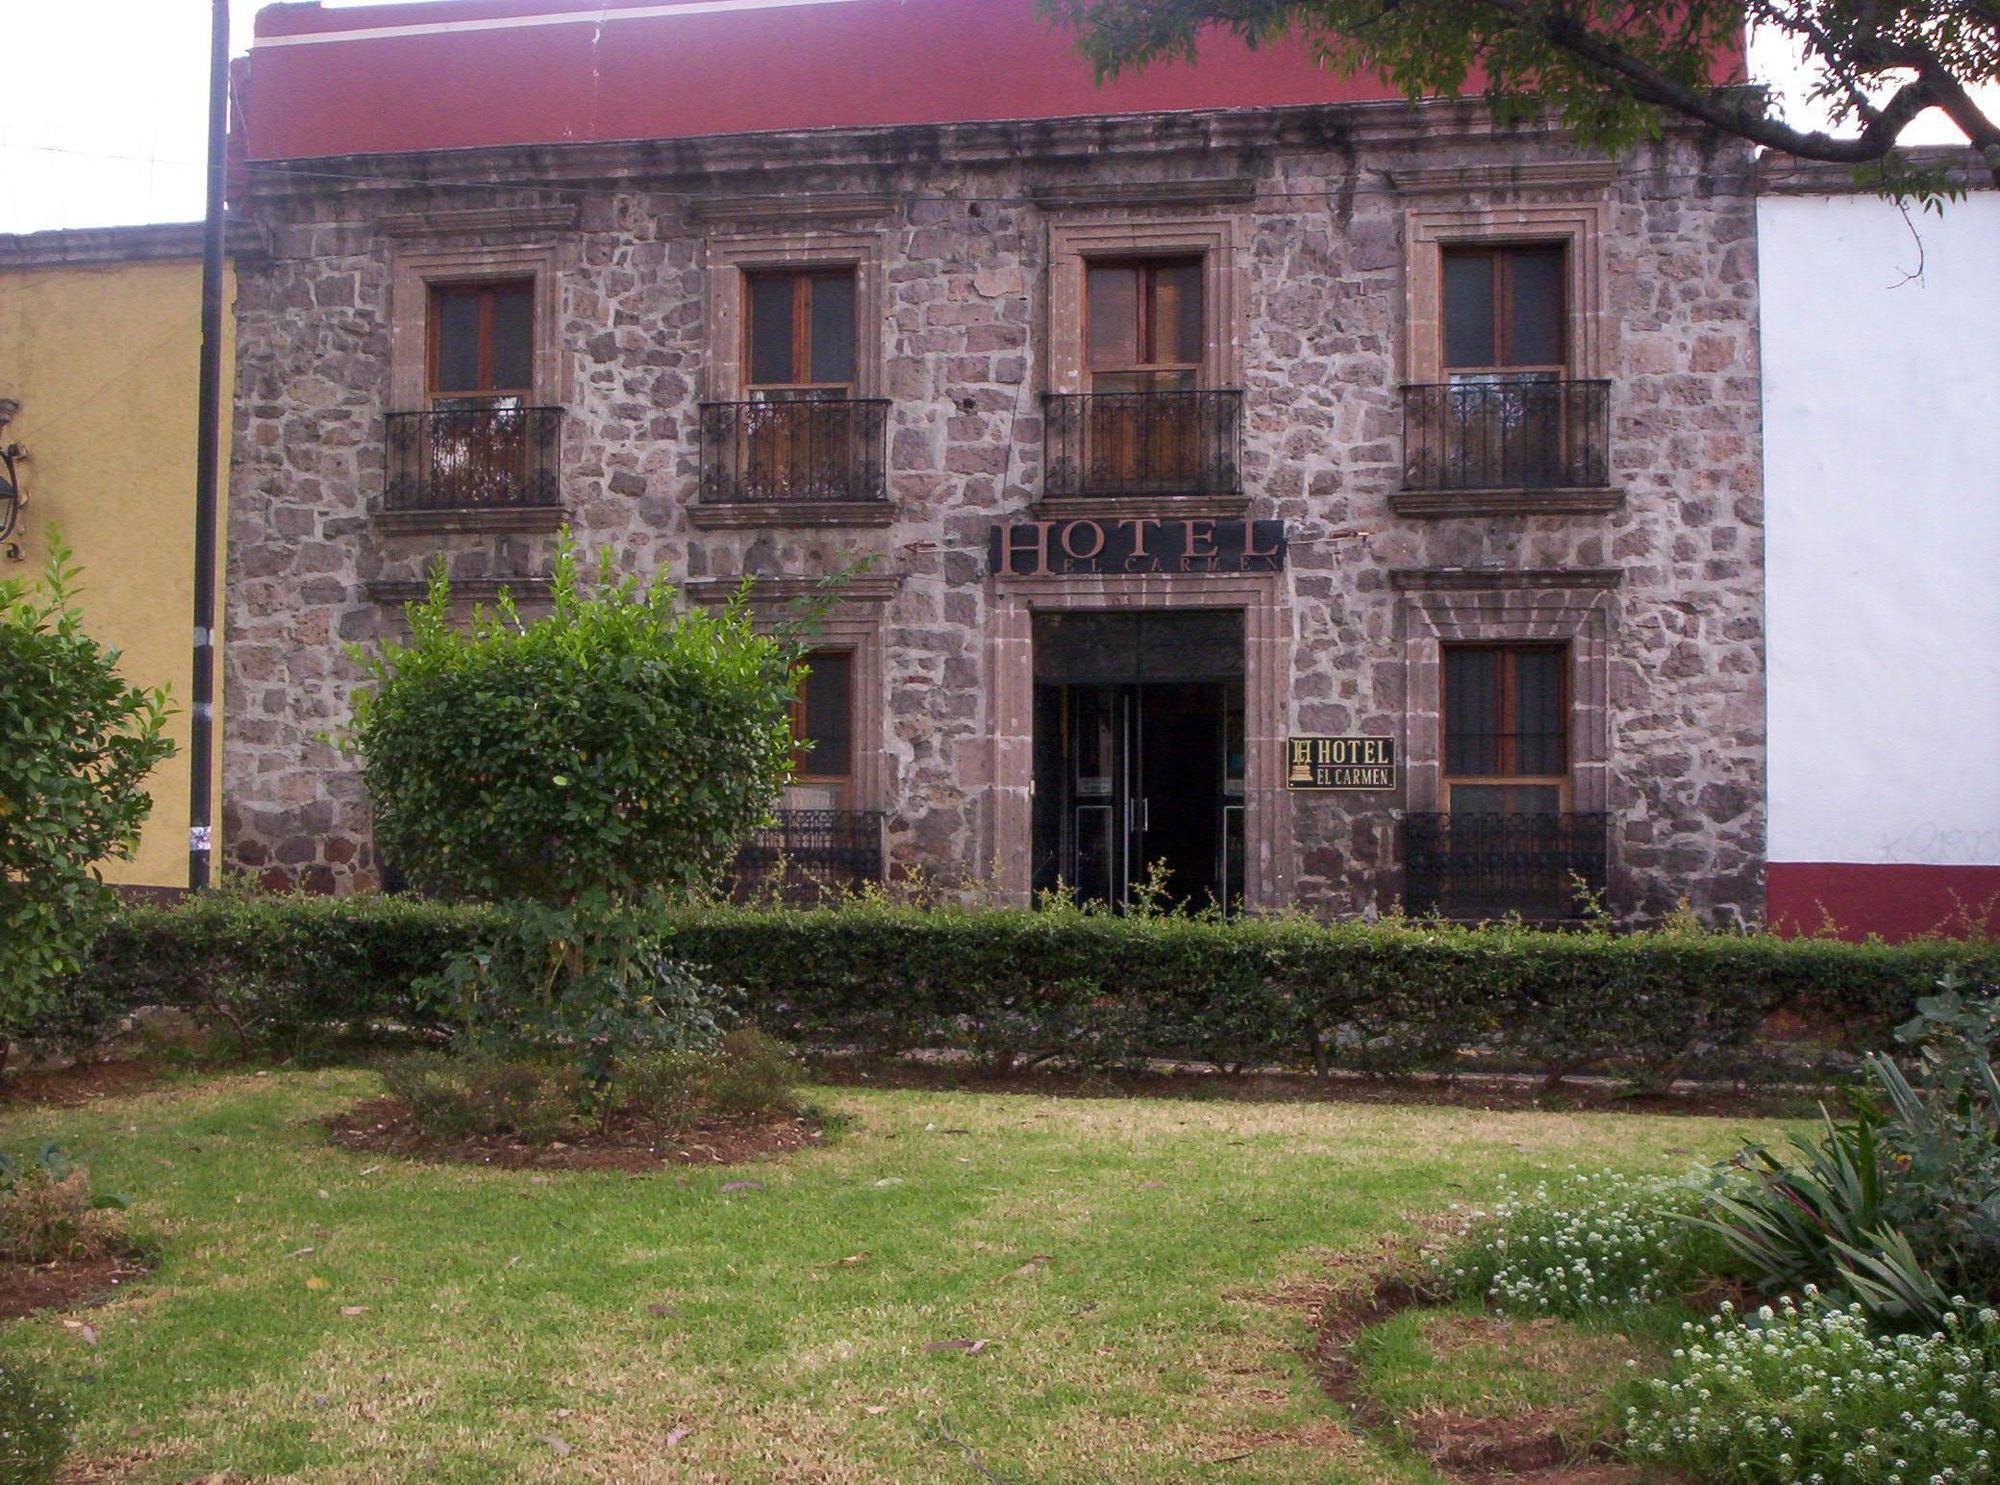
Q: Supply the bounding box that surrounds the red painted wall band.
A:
[1767,862,2000,943]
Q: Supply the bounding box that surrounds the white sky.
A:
[0,1,1990,235]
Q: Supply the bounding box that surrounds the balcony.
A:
[696,398,890,516]
[1400,379,1612,510]
[728,809,886,902]
[383,405,562,518]
[1043,389,1243,503]
[1403,812,1610,923]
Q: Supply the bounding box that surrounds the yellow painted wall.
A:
[0,245,231,888]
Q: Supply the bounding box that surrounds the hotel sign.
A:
[1287,736,1398,791]
[989,518,1286,578]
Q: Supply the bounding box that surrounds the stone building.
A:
[223,0,1764,923]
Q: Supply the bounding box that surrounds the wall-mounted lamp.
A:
[0,399,25,562]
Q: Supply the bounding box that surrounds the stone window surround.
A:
[388,241,567,412]
[984,571,1291,908]
[1044,216,1242,393]
[1401,200,1610,384]
[702,230,887,401]
[1392,568,1620,815]
[685,576,894,813]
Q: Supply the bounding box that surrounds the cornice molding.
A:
[1757,144,1994,195]
[376,203,578,237]
[0,219,265,269]
[238,97,1631,203]
[1390,566,1624,592]
[1389,158,1619,196]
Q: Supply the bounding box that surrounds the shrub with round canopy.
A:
[347,538,798,904]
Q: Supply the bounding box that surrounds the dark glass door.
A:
[1032,678,1241,912]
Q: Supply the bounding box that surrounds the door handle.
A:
[1131,796,1149,834]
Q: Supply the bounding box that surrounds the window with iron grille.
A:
[787,648,854,811]
[430,280,535,409]
[746,270,858,402]
[1443,644,1569,814]
[1443,245,1567,376]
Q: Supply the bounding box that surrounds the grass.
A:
[0,1069,1789,1484]
[1353,1303,1694,1466]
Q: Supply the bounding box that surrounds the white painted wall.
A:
[1761,190,2000,866]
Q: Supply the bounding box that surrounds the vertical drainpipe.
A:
[188,0,230,891]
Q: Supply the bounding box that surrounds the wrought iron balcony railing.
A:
[1403,811,1610,922]
[1402,379,1610,492]
[384,405,562,510]
[1043,389,1243,500]
[698,398,890,505]
[729,809,887,901]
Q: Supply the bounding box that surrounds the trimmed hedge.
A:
[61,894,2000,1083]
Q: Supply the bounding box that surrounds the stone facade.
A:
[224,99,1765,923]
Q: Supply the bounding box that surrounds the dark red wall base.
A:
[1767,862,2000,942]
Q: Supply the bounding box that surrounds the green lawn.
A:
[0,1070,1785,1484]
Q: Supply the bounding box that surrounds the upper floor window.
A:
[1443,644,1568,814]
[1086,257,1203,393]
[429,280,535,408]
[747,269,857,401]
[1443,245,1566,376]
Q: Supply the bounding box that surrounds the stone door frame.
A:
[984,572,1293,908]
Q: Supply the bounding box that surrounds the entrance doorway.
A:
[1031,611,1245,912]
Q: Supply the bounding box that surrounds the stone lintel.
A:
[1390,566,1624,592]
[684,575,902,607]
[689,192,897,227]
[376,204,579,238]
[1029,177,1258,211]
[364,576,552,605]
[1389,159,1618,196]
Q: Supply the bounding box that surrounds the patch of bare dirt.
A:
[1306,1268,1688,1485]
[811,1054,1809,1118]
[0,1254,152,1320]
[0,1061,160,1109]
[324,1097,826,1171]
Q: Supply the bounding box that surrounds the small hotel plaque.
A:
[1286,736,1398,790]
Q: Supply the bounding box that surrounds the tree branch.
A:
[1470,0,1950,169]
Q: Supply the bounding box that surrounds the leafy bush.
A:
[1624,1297,2000,1485]
[416,892,733,1086]
[1433,1168,1726,1314]
[381,1030,803,1143]
[70,895,2000,1084]
[0,1357,73,1485]
[0,1143,130,1265]
[613,1050,711,1136]
[378,1052,587,1143]
[699,1029,801,1117]
[0,536,173,1051]
[344,536,797,905]
[1701,984,1999,1326]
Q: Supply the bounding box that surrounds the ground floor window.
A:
[1442,643,1569,813]
[786,649,853,810]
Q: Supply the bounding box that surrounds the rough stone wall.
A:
[224,106,1763,923]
